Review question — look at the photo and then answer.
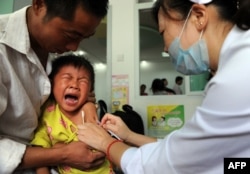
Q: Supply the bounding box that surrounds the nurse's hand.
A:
[101,113,133,142]
[77,123,114,152]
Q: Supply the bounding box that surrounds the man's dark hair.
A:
[49,54,95,92]
[175,76,183,83]
[43,0,109,21]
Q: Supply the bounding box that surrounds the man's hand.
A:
[62,141,105,170]
[18,142,105,170]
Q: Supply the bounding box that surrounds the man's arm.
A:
[18,141,105,170]
[36,167,50,174]
[0,138,26,174]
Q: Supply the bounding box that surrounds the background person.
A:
[0,0,109,173]
[161,78,176,94]
[150,78,168,95]
[77,0,250,173]
[173,76,183,94]
[140,84,148,96]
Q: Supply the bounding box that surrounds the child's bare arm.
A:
[82,102,99,123]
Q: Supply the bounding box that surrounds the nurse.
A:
[77,0,250,173]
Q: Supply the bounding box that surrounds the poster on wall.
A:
[111,74,129,112]
[147,105,184,138]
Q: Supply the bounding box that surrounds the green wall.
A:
[0,0,14,14]
[190,73,210,92]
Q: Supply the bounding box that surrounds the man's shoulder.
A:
[0,7,31,55]
[0,14,10,36]
[173,84,178,89]
[0,7,29,36]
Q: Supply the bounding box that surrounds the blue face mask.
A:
[168,10,209,75]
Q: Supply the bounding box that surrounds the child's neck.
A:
[61,109,83,125]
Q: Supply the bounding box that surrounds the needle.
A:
[82,109,121,140]
[96,120,121,140]
[107,129,121,140]
[98,107,121,139]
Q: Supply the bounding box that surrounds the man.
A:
[173,76,183,95]
[0,0,108,173]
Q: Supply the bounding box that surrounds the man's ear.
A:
[191,4,208,31]
[32,0,46,15]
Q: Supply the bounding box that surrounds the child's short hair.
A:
[49,55,95,91]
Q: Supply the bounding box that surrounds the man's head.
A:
[175,76,183,85]
[43,0,108,21]
[28,0,108,54]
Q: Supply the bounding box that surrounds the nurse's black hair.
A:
[152,0,250,30]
